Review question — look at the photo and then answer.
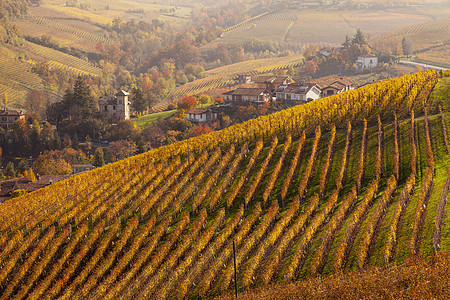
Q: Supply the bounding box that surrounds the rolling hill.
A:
[0,70,448,299]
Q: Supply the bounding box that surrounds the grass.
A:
[133,109,177,129]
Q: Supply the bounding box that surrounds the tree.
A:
[47,76,101,137]
[342,35,351,49]
[107,140,137,161]
[352,29,367,45]
[108,119,140,141]
[198,95,210,108]
[177,95,197,110]
[3,92,8,110]
[30,119,41,157]
[93,147,105,167]
[32,150,72,175]
[303,44,319,59]
[402,37,413,56]
[4,161,15,179]
[132,86,147,113]
[304,60,319,75]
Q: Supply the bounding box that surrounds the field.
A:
[372,17,450,52]
[134,109,177,129]
[219,7,443,46]
[34,0,195,28]
[0,70,448,299]
[0,49,44,110]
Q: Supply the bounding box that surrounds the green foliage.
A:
[131,87,146,113]
[93,147,105,167]
[4,161,15,179]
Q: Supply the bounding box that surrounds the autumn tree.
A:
[303,44,319,59]
[106,140,137,161]
[198,95,211,108]
[402,37,413,56]
[32,150,73,175]
[177,95,197,110]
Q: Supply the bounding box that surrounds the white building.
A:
[186,109,217,123]
[99,90,131,123]
[275,83,322,102]
[356,54,378,71]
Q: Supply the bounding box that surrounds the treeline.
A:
[0,0,29,20]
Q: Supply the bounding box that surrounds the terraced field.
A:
[0,70,448,299]
[23,42,102,77]
[0,54,44,109]
[219,9,440,45]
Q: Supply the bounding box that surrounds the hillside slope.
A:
[0,70,449,299]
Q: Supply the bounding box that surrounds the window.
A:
[113,106,116,110]
[105,106,108,111]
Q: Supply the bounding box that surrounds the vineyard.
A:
[0,70,449,299]
[23,42,102,77]
[371,17,450,57]
[13,16,114,51]
[155,54,304,112]
[0,54,44,109]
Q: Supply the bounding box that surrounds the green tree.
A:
[198,95,210,108]
[93,147,105,167]
[4,161,15,179]
[352,29,367,45]
[30,119,41,157]
[132,86,147,113]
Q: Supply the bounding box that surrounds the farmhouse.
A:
[186,109,218,123]
[223,88,272,106]
[99,90,131,123]
[356,54,378,71]
[0,109,26,130]
[254,76,294,92]
[321,77,355,96]
[275,83,322,103]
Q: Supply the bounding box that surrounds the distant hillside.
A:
[0,70,449,299]
[217,7,440,46]
[372,18,450,67]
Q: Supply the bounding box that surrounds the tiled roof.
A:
[223,88,269,96]
[186,109,209,115]
[0,175,70,197]
[0,109,25,116]
[276,83,318,94]
[116,90,130,96]
[253,76,277,84]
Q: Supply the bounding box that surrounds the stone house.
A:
[0,109,26,130]
[186,109,218,123]
[99,90,131,123]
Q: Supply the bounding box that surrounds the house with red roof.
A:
[222,88,272,106]
[321,77,356,97]
[254,76,294,92]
